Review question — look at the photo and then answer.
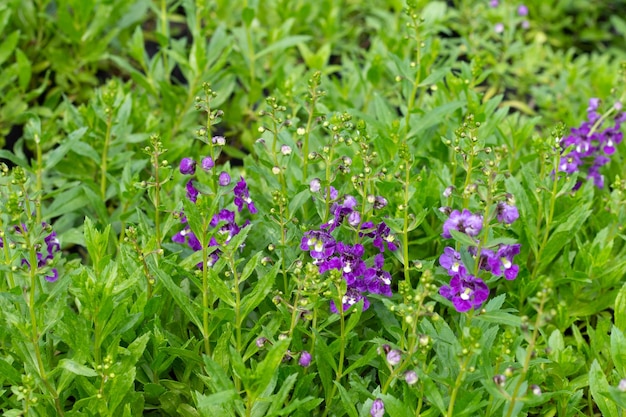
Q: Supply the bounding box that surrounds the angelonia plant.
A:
[2,1,626,416]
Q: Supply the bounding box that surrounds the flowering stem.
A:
[303,72,321,183]
[446,345,472,417]
[35,134,43,223]
[531,152,560,280]
[321,298,347,417]
[100,109,112,201]
[25,231,64,416]
[201,225,212,357]
[504,290,547,417]
[401,156,412,284]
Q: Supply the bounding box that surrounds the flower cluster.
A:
[438,203,520,312]
[301,190,397,312]
[174,157,256,268]
[2,223,61,282]
[559,98,626,188]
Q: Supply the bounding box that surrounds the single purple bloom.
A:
[405,370,418,385]
[517,4,528,16]
[361,222,398,252]
[521,20,530,29]
[186,180,199,203]
[218,171,231,186]
[201,156,214,171]
[233,177,258,214]
[298,351,312,367]
[489,0,499,7]
[373,196,388,209]
[386,349,401,366]
[496,202,519,224]
[347,211,361,227]
[364,254,392,296]
[323,194,359,231]
[310,178,321,193]
[179,158,196,175]
[212,136,226,146]
[486,244,521,280]
[301,230,336,259]
[442,209,483,239]
[370,399,385,417]
[330,286,370,313]
[439,272,489,312]
[334,242,367,284]
[439,247,465,275]
[45,268,59,282]
[494,23,504,33]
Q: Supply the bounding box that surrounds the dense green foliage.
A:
[1,0,626,416]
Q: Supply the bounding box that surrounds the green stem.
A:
[321,300,347,417]
[504,293,547,417]
[402,158,411,285]
[35,134,43,223]
[201,224,212,357]
[100,112,112,201]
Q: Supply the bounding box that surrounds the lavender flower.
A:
[298,351,312,367]
[179,158,196,175]
[300,230,336,260]
[212,135,226,146]
[494,23,504,33]
[439,270,489,312]
[386,349,401,366]
[186,180,199,203]
[559,98,626,188]
[309,178,321,193]
[405,370,418,385]
[439,247,464,275]
[442,209,483,239]
[363,254,393,297]
[361,222,398,252]
[218,171,231,186]
[486,244,521,280]
[517,4,528,16]
[370,399,385,417]
[201,156,214,171]
[233,177,258,214]
[330,286,370,313]
[496,202,519,224]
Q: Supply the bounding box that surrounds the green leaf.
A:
[611,327,626,376]
[196,389,239,409]
[449,229,479,248]
[615,281,626,332]
[59,359,98,377]
[239,262,279,326]
[254,340,290,389]
[0,30,19,66]
[335,381,358,417]
[152,262,203,332]
[240,251,262,284]
[15,49,31,90]
[589,359,619,417]
[256,35,312,59]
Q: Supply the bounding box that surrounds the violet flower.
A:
[439,271,489,313]
[496,202,519,224]
[300,230,336,260]
[186,180,199,203]
[486,244,521,280]
[439,247,465,276]
[298,351,312,367]
[233,177,258,214]
[179,158,196,175]
[370,399,385,417]
[442,209,483,239]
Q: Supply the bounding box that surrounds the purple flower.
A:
[494,23,504,33]
[386,349,401,366]
[218,171,231,186]
[442,209,483,239]
[212,136,226,146]
[496,202,519,224]
[310,178,321,193]
[298,351,312,367]
[301,230,336,259]
[486,244,521,280]
[439,247,465,275]
[370,399,385,417]
[364,254,393,296]
[201,156,214,171]
[517,5,528,16]
[186,180,199,203]
[330,286,370,313]
[179,158,196,175]
[405,370,418,385]
[323,195,359,231]
[489,0,499,7]
[439,271,489,312]
[45,268,59,282]
[233,177,258,214]
[373,196,388,209]
[361,222,398,252]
